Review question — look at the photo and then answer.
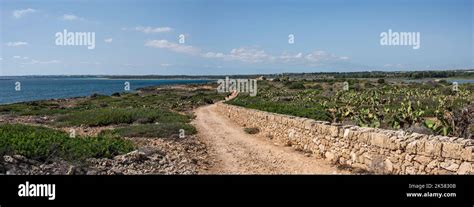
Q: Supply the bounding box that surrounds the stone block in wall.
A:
[281,116,292,125]
[457,162,472,175]
[384,159,394,173]
[462,146,474,161]
[328,125,340,138]
[426,159,439,171]
[370,132,390,148]
[294,117,306,126]
[343,128,351,139]
[304,119,316,130]
[358,130,372,143]
[364,154,386,173]
[288,118,297,127]
[267,113,275,122]
[458,139,473,146]
[406,140,418,154]
[385,136,400,150]
[441,142,464,159]
[422,139,443,157]
[404,165,417,175]
[324,151,339,164]
[273,115,281,124]
[440,159,460,172]
[433,168,455,175]
[413,155,431,165]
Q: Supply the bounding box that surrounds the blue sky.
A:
[0,0,472,75]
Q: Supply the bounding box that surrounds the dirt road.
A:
[193,104,350,174]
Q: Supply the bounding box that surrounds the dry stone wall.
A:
[216,103,473,174]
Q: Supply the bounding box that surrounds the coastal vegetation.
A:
[228,79,473,139]
[0,84,226,161]
[0,124,133,161]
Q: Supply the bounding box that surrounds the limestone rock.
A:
[457,162,472,175]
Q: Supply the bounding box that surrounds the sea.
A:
[0,77,212,105]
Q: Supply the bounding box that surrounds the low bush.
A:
[55,108,190,127]
[100,123,197,138]
[0,124,134,161]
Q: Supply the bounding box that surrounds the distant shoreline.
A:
[1,69,473,80]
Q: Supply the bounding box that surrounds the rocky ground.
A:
[0,136,210,175]
[0,84,220,175]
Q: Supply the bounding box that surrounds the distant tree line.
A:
[279,70,474,80]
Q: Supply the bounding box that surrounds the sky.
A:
[0,0,473,75]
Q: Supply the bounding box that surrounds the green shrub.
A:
[0,124,134,161]
[287,82,306,89]
[0,102,71,116]
[100,123,197,138]
[229,97,331,121]
[309,84,323,90]
[55,108,190,127]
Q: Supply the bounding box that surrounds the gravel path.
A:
[193,104,350,174]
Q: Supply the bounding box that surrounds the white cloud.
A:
[79,61,101,65]
[228,47,273,63]
[145,40,199,54]
[126,26,173,34]
[13,56,28,60]
[202,52,225,58]
[383,63,406,68]
[23,59,61,64]
[202,48,348,65]
[305,51,333,62]
[202,47,272,62]
[13,8,36,18]
[121,63,144,67]
[279,52,303,62]
[202,47,270,62]
[161,63,172,67]
[145,39,348,66]
[62,14,84,21]
[304,50,349,63]
[6,42,28,47]
[104,38,113,43]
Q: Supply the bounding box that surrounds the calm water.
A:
[449,79,474,84]
[0,77,211,104]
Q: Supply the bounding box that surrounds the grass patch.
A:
[100,123,197,138]
[0,124,134,161]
